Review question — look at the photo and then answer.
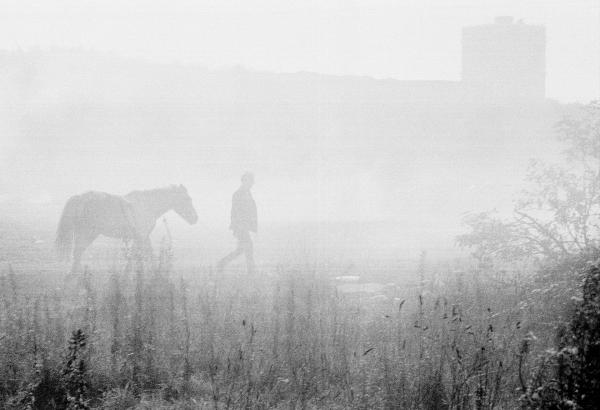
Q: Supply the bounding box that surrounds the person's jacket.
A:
[230,187,257,233]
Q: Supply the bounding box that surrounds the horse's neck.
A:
[127,191,173,221]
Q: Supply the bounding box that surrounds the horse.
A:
[55,185,198,272]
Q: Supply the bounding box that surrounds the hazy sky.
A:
[1,0,598,103]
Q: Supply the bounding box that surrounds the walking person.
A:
[217,172,257,274]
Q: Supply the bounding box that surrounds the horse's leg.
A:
[71,237,83,274]
[71,231,97,273]
[123,238,133,273]
[143,237,153,260]
[130,236,152,270]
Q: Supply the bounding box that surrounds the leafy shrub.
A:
[522,260,600,409]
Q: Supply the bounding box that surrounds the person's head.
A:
[241,172,254,189]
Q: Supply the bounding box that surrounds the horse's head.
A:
[172,185,198,225]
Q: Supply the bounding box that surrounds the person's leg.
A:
[240,231,255,274]
[217,233,243,272]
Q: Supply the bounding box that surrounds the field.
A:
[2,5,598,408]
[0,225,575,409]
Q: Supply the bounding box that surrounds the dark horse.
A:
[55,185,198,272]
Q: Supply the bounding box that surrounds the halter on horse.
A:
[55,185,198,272]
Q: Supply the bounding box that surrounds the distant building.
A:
[0,17,548,106]
[462,16,546,103]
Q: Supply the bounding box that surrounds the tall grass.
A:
[0,250,577,409]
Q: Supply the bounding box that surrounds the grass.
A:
[0,247,577,409]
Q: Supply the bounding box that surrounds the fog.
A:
[2,3,600,407]
[0,1,597,265]
[2,0,599,102]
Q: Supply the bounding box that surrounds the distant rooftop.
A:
[495,16,514,25]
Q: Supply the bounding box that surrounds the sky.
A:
[0,0,598,103]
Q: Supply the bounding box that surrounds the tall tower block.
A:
[462,16,546,103]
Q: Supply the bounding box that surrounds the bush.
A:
[522,259,600,409]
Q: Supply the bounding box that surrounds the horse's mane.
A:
[124,185,183,201]
[126,185,178,196]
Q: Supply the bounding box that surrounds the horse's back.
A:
[74,191,136,238]
[78,190,120,202]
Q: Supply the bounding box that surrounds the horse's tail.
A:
[55,195,81,260]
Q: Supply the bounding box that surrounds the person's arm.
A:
[230,191,240,230]
[251,199,257,233]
